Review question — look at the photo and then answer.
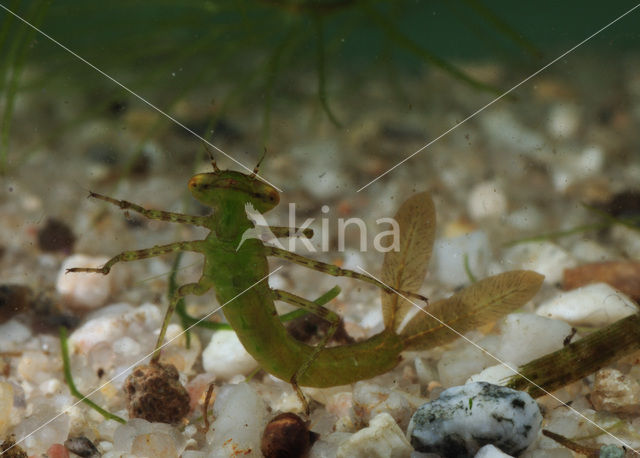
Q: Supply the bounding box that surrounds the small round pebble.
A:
[468,181,508,220]
[536,282,638,326]
[407,382,542,458]
[202,329,259,378]
[57,255,112,309]
[336,412,412,458]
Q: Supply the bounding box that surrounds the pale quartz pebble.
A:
[57,254,112,308]
[0,382,13,436]
[438,336,500,387]
[408,382,542,457]
[352,382,415,431]
[468,181,508,220]
[70,302,161,355]
[496,314,572,366]
[325,391,353,420]
[480,109,546,156]
[466,365,518,386]
[162,323,201,374]
[18,351,61,384]
[590,368,640,414]
[0,319,31,351]
[547,104,580,138]
[113,418,185,457]
[502,241,576,284]
[39,378,62,395]
[336,413,412,458]
[541,409,599,447]
[570,239,612,263]
[474,444,514,457]
[433,231,491,286]
[13,403,71,456]
[205,383,268,458]
[131,432,179,458]
[536,283,638,326]
[310,432,352,458]
[202,330,259,378]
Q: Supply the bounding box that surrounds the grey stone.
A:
[407,382,542,457]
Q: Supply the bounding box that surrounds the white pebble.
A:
[502,242,575,284]
[353,382,414,430]
[547,104,580,138]
[205,383,268,458]
[536,283,638,326]
[310,432,352,458]
[70,303,161,355]
[468,181,508,220]
[496,314,572,366]
[13,403,70,456]
[438,336,500,387]
[0,319,31,352]
[433,231,491,286]
[131,432,179,458]
[467,365,518,386]
[202,330,259,378]
[113,418,185,457]
[475,444,514,458]
[336,413,412,458]
[57,254,113,308]
[480,110,546,156]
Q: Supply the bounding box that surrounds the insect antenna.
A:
[250,147,267,178]
[202,143,220,172]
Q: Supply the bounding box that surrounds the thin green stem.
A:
[59,327,126,424]
[315,15,342,126]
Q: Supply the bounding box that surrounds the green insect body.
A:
[68,159,544,397]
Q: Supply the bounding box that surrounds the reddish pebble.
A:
[46,444,69,458]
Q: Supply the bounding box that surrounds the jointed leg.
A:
[269,226,313,239]
[266,246,428,304]
[273,289,341,414]
[152,277,214,363]
[87,191,208,227]
[66,240,204,275]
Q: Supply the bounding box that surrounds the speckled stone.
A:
[407,382,542,457]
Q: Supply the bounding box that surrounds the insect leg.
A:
[265,246,428,304]
[66,240,204,275]
[273,289,342,414]
[87,191,208,226]
[268,226,314,239]
[152,277,214,363]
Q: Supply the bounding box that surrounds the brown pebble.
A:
[0,435,28,458]
[124,361,190,424]
[0,284,31,324]
[37,218,76,253]
[563,261,640,302]
[261,412,318,458]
